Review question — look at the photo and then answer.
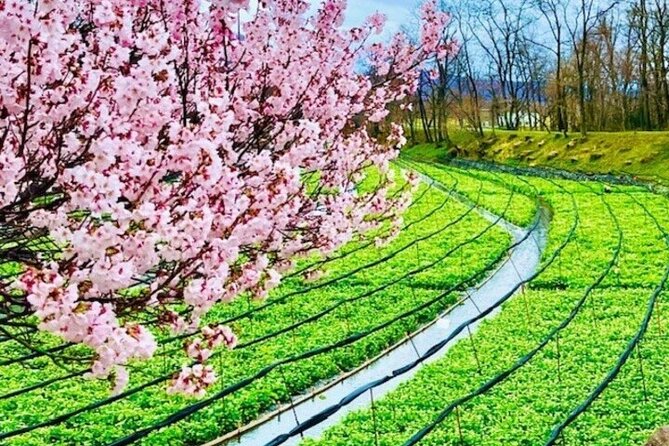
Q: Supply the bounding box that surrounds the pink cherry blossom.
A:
[167,364,218,398]
[1,0,452,396]
[367,12,387,35]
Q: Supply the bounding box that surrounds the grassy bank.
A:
[403,130,669,186]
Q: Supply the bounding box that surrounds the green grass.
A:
[405,130,669,187]
[403,161,538,228]
[402,143,452,164]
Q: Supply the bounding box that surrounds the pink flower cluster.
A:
[171,325,237,395]
[1,0,452,396]
[21,269,156,394]
[185,325,237,363]
[167,364,218,398]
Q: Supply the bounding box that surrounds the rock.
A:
[547,151,559,160]
[590,152,605,161]
[538,140,546,147]
[646,427,669,446]
[567,140,578,148]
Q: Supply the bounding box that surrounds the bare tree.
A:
[473,0,533,130]
[536,0,570,133]
[564,0,618,134]
[401,0,669,138]
[651,0,669,127]
[450,0,486,135]
[631,0,653,129]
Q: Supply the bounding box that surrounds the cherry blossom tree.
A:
[0,0,451,395]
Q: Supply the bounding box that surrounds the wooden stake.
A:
[370,388,380,446]
[637,342,648,403]
[467,325,482,374]
[455,406,465,445]
[556,332,562,384]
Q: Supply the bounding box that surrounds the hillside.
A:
[403,130,669,186]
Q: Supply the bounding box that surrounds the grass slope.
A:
[404,130,669,186]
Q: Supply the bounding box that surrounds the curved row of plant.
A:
[304,165,669,446]
[400,160,537,228]
[0,167,532,445]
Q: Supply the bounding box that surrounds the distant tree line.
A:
[403,0,669,142]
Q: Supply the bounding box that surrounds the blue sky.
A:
[240,0,422,38]
[339,0,421,36]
